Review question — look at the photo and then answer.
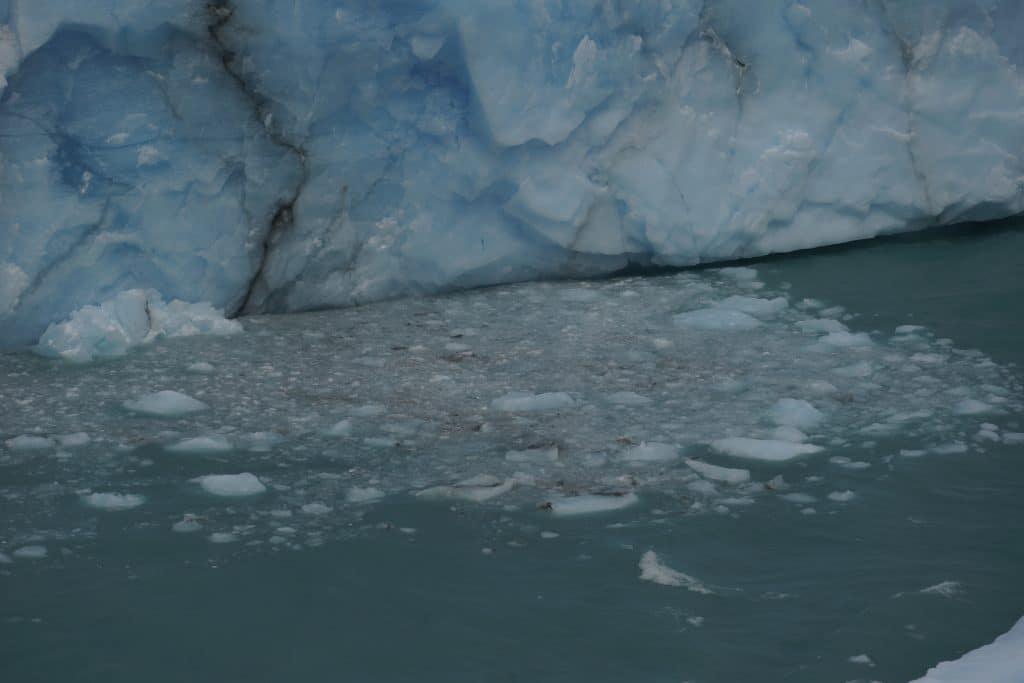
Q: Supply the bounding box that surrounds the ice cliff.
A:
[2,1,1023,346]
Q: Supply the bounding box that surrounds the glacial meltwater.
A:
[2,221,1023,682]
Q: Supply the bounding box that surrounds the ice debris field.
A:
[2,266,1021,563]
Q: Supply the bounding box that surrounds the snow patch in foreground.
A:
[35,289,241,362]
[910,616,1024,683]
[639,550,713,593]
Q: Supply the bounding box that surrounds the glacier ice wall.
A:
[2,0,1023,346]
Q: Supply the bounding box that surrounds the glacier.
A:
[2,0,1024,347]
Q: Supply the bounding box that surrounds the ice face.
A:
[3,1,1024,346]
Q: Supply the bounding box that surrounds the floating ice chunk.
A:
[684,458,750,485]
[909,615,1024,683]
[323,419,353,437]
[688,479,717,496]
[848,654,875,667]
[840,460,871,470]
[187,361,215,373]
[911,353,947,364]
[123,390,208,417]
[1004,432,1024,445]
[717,267,759,281]
[834,361,873,377]
[301,502,332,515]
[57,432,90,448]
[606,391,651,405]
[806,380,838,394]
[772,426,808,443]
[193,473,266,497]
[13,545,47,560]
[711,438,823,462]
[81,492,145,511]
[920,581,962,598]
[561,288,600,303]
[638,551,712,593]
[35,289,241,362]
[896,325,927,335]
[491,391,575,412]
[932,442,968,455]
[363,437,400,448]
[720,496,755,506]
[242,432,284,452]
[622,442,679,463]
[953,399,993,415]
[346,487,384,503]
[209,532,237,544]
[351,404,386,417]
[819,331,872,347]
[828,490,856,502]
[673,308,761,331]
[976,428,1000,442]
[546,492,638,516]
[795,318,848,334]
[417,475,515,503]
[4,435,55,450]
[780,493,817,504]
[540,531,559,539]
[505,445,559,463]
[715,295,788,317]
[172,514,203,533]
[166,435,231,454]
[768,398,824,430]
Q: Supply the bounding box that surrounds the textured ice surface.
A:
[35,290,241,362]
[910,616,1024,683]
[3,2,1024,345]
[1,267,1020,558]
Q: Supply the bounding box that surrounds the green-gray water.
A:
[2,221,1023,682]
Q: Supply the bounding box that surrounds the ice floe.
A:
[166,436,232,454]
[544,492,639,516]
[491,392,576,412]
[123,390,208,417]
[81,492,145,511]
[193,473,266,497]
[638,550,712,593]
[710,438,823,463]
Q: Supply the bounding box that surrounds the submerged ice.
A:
[3,1,1024,345]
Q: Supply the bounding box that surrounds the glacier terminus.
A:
[2,0,1024,346]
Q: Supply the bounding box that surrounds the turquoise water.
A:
[2,221,1023,682]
